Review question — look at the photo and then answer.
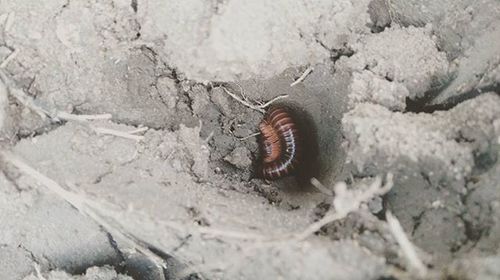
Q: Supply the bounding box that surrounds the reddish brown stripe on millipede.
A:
[258,106,301,180]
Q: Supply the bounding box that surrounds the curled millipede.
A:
[258,106,301,180]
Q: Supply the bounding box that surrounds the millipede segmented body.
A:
[259,106,301,180]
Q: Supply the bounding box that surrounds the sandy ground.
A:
[0,1,499,279]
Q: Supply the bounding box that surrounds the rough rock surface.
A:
[371,0,500,107]
[343,93,500,184]
[339,26,449,110]
[342,93,500,262]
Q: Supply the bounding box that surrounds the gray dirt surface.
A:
[22,266,133,280]
[1,0,500,279]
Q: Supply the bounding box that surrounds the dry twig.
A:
[0,48,18,68]
[220,86,288,113]
[0,70,116,123]
[0,70,145,141]
[290,66,313,87]
[310,177,334,196]
[127,126,149,135]
[3,11,15,32]
[236,131,261,141]
[55,112,112,122]
[92,126,144,141]
[203,131,214,143]
[386,211,428,278]
[0,70,49,120]
[33,263,46,280]
[198,227,267,241]
[292,174,393,241]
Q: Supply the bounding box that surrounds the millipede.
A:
[258,106,302,180]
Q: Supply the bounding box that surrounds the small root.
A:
[310,177,334,196]
[290,66,314,87]
[56,112,112,122]
[220,85,288,113]
[204,131,215,143]
[92,126,144,141]
[127,126,149,135]
[386,211,428,278]
[291,173,394,241]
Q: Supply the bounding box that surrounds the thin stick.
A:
[0,70,48,120]
[93,127,144,141]
[220,86,288,113]
[127,126,149,135]
[292,174,393,241]
[4,11,15,32]
[310,178,334,196]
[56,112,112,122]
[386,211,428,278]
[292,212,343,241]
[33,263,46,280]
[220,86,265,113]
[8,86,49,120]
[257,95,288,109]
[0,49,18,68]
[290,66,313,87]
[195,175,393,243]
[198,227,267,241]
[204,131,214,143]
[236,131,260,141]
[0,70,117,124]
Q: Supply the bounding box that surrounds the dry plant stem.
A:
[198,227,267,241]
[236,131,261,141]
[292,212,344,242]
[290,66,314,87]
[56,111,112,122]
[127,126,149,134]
[293,174,394,241]
[0,49,18,68]
[204,131,215,143]
[92,126,144,141]
[220,86,288,113]
[3,11,15,32]
[386,211,428,278]
[2,70,142,142]
[258,95,289,109]
[0,71,49,120]
[0,151,168,270]
[33,263,46,280]
[1,70,115,123]
[194,174,394,243]
[310,177,334,196]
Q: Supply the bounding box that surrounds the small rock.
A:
[188,85,210,115]
[210,87,233,116]
[368,196,383,214]
[224,147,252,169]
[156,76,179,109]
